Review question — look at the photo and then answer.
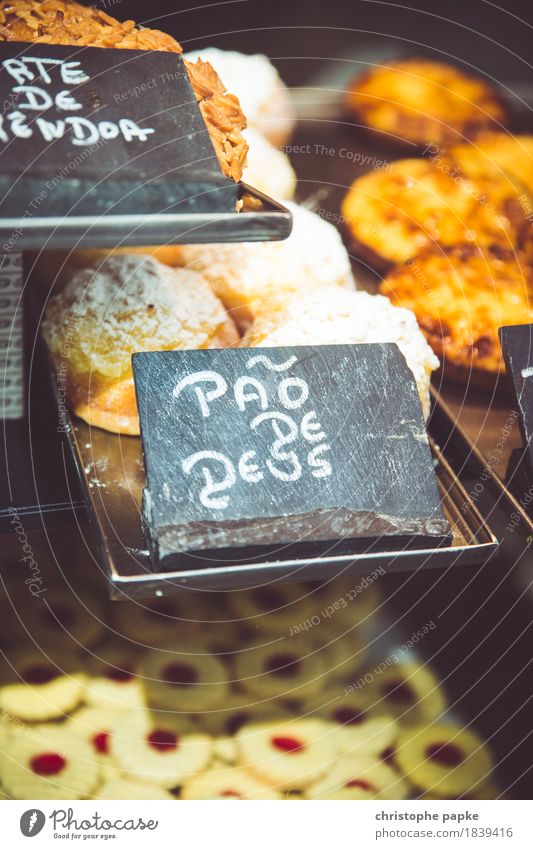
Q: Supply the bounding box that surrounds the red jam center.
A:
[23,664,56,685]
[345,779,374,792]
[272,736,305,754]
[46,604,74,628]
[147,729,178,753]
[162,662,198,687]
[31,752,66,776]
[265,653,301,678]
[92,731,109,755]
[333,707,365,725]
[105,665,133,683]
[382,680,416,704]
[221,790,242,798]
[426,742,465,767]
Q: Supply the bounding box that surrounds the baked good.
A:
[140,645,229,712]
[380,243,533,384]
[24,587,104,650]
[227,582,316,629]
[41,254,239,435]
[307,756,409,800]
[235,718,338,790]
[361,661,446,725]
[306,693,398,758]
[463,133,533,197]
[0,726,100,800]
[242,287,439,419]
[0,649,86,721]
[113,595,204,647]
[84,645,146,711]
[185,47,296,147]
[234,637,328,701]
[341,157,524,269]
[346,58,508,148]
[394,722,493,797]
[67,706,121,780]
[110,709,212,788]
[177,202,356,330]
[242,128,297,199]
[181,765,281,799]
[0,0,248,181]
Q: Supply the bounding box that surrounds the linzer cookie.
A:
[307,756,409,800]
[361,661,446,725]
[181,765,281,800]
[0,726,100,800]
[0,649,86,721]
[84,645,145,711]
[140,646,229,713]
[234,638,327,701]
[110,709,212,789]
[305,693,398,758]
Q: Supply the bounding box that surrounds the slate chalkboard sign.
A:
[133,345,451,571]
[0,42,237,232]
[500,324,533,482]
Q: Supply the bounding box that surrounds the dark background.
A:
[123,0,533,89]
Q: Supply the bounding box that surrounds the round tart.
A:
[234,637,328,701]
[227,582,316,630]
[307,755,409,800]
[346,58,508,148]
[84,645,146,711]
[96,778,174,800]
[0,726,100,800]
[464,133,533,197]
[181,766,280,799]
[0,649,86,721]
[113,595,204,647]
[177,203,356,330]
[235,718,338,790]
[380,243,533,384]
[196,692,290,737]
[395,722,493,797]
[42,255,239,435]
[185,47,296,147]
[110,710,212,789]
[140,646,229,712]
[362,661,446,725]
[243,287,439,419]
[341,157,521,269]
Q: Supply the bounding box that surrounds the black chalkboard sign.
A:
[500,324,533,482]
[0,42,237,225]
[133,345,451,571]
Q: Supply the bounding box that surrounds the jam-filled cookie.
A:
[113,595,203,647]
[110,710,212,789]
[0,726,100,800]
[25,588,104,650]
[362,661,446,724]
[95,778,174,800]
[234,637,328,702]
[228,582,320,630]
[196,691,290,737]
[84,645,146,711]
[181,765,281,799]
[309,577,382,627]
[394,722,493,798]
[0,649,86,721]
[67,706,122,780]
[306,692,398,758]
[140,646,229,713]
[307,756,409,800]
[235,718,338,790]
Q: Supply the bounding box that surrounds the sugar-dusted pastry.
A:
[346,58,508,148]
[0,0,248,181]
[395,722,493,797]
[41,255,239,435]
[177,203,356,329]
[341,157,524,269]
[186,47,296,147]
[242,128,297,199]
[242,287,439,419]
[380,243,533,385]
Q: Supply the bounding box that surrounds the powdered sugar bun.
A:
[242,128,296,200]
[243,287,439,419]
[185,48,296,147]
[177,203,356,330]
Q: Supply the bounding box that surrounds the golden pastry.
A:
[380,242,533,384]
[0,0,247,180]
[41,254,239,435]
[346,58,508,148]
[341,157,523,268]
